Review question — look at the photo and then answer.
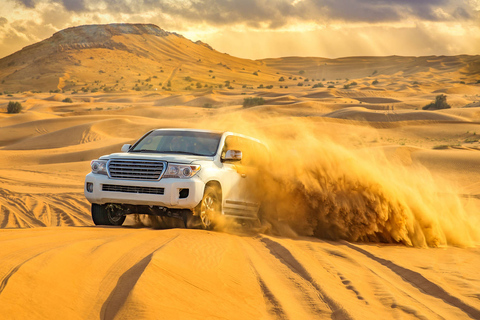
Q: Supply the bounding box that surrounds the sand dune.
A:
[324,107,471,122]
[0,228,479,319]
[1,90,480,318]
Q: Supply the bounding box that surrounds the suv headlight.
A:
[164,164,201,179]
[91,160,108,175]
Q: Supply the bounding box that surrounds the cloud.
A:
[62,0,86,11]
[12,0,477,27]
[15,0,35,8]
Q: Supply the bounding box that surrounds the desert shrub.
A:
[284,86,288,88]
[63,98,73,103]
[253,71,258,76]
[280,86,283,88]
[460,81,465,84]
[299,70,305,75]
[242,84,247,88]
[185,86,192,90]
[167,81,171,87]
[297,82,304,86]
[328,85,335,88]
[196,82,202,88]
[343,84,350,89]
[350,81,357,86]
[476,80,480,84]
[279,77,285,81]
[422,94,451,110]
[372,70,377,75]
[160,70,164,73]
[312,83,324,88]
[433,144,458,150]
[184,76,193,82]
[203,103,213,108]
[266,85,273,89]
[372,79,379,85]
[209,70,213,73]
[258,84,264,89]
[7,101,22,113]
[227,86,234,89]
[304,78,309,82]
[243,97,265,108]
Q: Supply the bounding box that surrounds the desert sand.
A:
[1,24,480,319]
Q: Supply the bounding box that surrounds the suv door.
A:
[221,136,263,218]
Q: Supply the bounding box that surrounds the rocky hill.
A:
[0,23,269,92]
[0,23,478,93]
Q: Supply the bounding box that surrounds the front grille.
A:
[108,159,166,180]
[102,184,165,195]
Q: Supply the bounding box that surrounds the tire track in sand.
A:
[161,63,182,87]
[344,242,480,320]
[260,236,353,320]
[100,235,179,320]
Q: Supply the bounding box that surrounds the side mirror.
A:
[121,144,131,152]
[223,150,242,161]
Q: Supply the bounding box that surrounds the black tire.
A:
[91,203,126,226]
[198,186,221,230]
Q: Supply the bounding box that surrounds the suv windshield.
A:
[130,130,222,156]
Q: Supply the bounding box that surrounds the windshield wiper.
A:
[130,149,163,153]
[130,149,207,156]
[159,150,207,156]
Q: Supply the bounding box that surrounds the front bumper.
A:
[84,173,205,209]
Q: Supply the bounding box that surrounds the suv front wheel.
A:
[92,203,126,226]
[199,186,221,230]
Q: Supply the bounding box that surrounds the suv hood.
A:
[100,152,213,164]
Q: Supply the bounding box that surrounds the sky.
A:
[0,0,479,60]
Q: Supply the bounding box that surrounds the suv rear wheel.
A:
[199,186,221,230]
[92,203,126,226]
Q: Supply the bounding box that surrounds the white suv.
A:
[84,128,266,229]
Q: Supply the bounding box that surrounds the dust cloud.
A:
[206,114,480,247]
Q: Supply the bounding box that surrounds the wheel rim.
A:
[200,195,215,228]
[108,211,123,223]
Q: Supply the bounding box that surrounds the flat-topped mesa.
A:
[53,23,172,40]
[24,23,176,52]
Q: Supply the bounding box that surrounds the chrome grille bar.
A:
[107,159,166,180]
[102,184,165,195]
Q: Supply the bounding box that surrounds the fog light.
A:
[86,182,93,193]
[179,188,189,199]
